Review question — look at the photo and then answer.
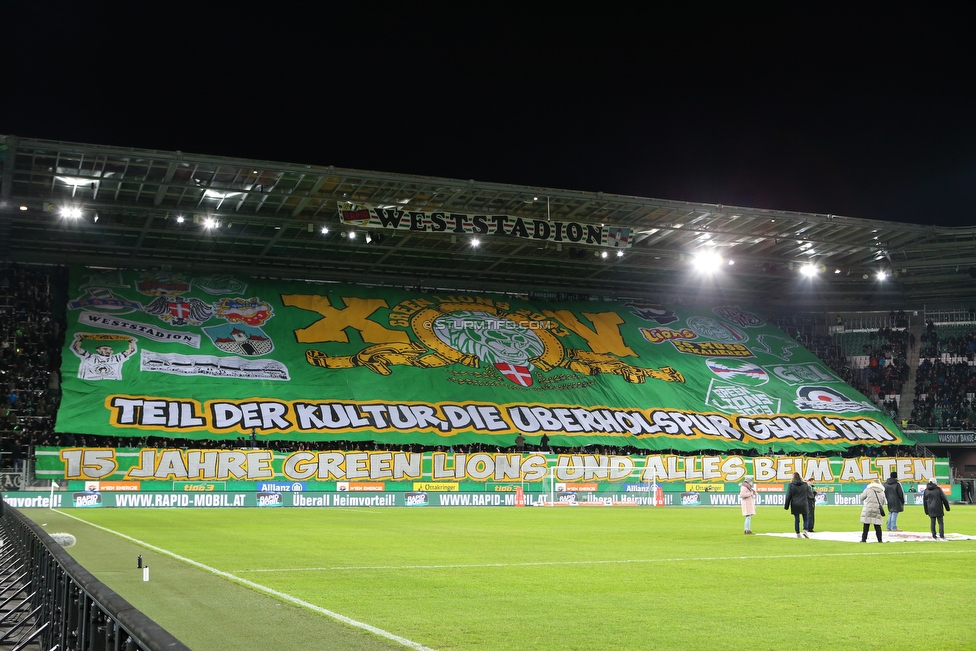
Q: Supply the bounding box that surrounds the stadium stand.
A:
[0,265,63,471]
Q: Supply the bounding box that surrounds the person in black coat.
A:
[884,471,906,531]
[806,478,819,533]
[923,480,950,540]
[783,473,810,538]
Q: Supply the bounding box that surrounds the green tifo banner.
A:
[57,267,901,451]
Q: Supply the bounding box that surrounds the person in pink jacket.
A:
[740,474,758,534]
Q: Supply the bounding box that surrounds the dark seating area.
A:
[1,265,64,471]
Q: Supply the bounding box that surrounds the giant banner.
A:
[21,449,952,509]
[57,268,902,451]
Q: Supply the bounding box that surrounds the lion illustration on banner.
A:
[305,300,683,386]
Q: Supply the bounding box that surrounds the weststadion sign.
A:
[338,203,633,248]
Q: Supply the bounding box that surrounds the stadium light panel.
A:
[176,215,185,224]
[876,270,887,281]
[692,251,723,273]
[616,250,624,257]
[19,206,27,211]
[203,217,216,229]
[800,264,818,277]
[60,207,82,219]
[601,251,608,258]
[471,238,480,247]
[321,226,329,234]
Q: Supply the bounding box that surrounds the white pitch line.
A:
[232,547,976,573]
[54,510,437,651]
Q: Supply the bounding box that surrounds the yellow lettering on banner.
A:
[156,450,189,480]
[641,455,668,482]
[392,452,423,479]
[542,310,636,356]
[126,450,158,479]
[346,452,369,480]
[609,456,634,480]
[775,458,801,481]
[754,457,776,482]
[282,295,409,344]
[283,451,316,480]
[840,458,863,481]
[371,452,393,480]
[316,452,345,480]
[521,454,548,481]
[804,457,833,481]
[495,454,521,480]
[702,456,722,480]
[187,451,218,479]
[721,456,745,482]
[60,448,117,480]
[896,458,913,481]
[246,451,274,480]
[860,458,880,480]
[683,456,703,480]
[875,458,897,478]
[431,452,454,480]
[216,451,247,479]
[466,453,495,480]
[914,458,935,482]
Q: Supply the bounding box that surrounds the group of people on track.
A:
[738,472,951,541]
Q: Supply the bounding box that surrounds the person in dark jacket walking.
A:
[923,480,950,540]
[783,473,810,538]
[805,478,818,533]
[884,471,905,531]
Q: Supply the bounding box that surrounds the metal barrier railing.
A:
[0,507,191,651]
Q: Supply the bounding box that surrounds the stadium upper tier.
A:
[3,133,976,309]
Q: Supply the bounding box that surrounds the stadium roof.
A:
[3,134,975,310]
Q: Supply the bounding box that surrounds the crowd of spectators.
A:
[911,359,976,429]
[1,265,66,470]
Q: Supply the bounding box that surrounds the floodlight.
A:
[365,233,372,244]
[176,215,185,224]
[320,226,329,234]
[876,271,887,281]
[800,264,818,277]
[601,251,608,259]
[616,250,624,257]
[471,238,480,247]
[60,207,82,219]
[19,206,27,211]
[692,251,723,273]
[203,217,216,229]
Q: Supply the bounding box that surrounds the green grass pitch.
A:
[22,506,976,651]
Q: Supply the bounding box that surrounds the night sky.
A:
[4,4,974,226]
